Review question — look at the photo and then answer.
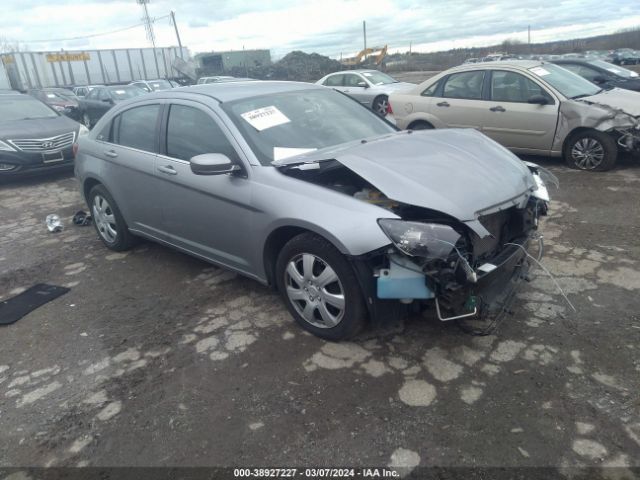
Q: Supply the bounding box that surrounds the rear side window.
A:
[324,74,344,87]
[491,71,552,103]
[443,71,485,99]
[421,81,439,97]
[114,104,160,152]
[166,105,238,162]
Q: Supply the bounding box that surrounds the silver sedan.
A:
[316,70,415,116]
[75,81,553,340]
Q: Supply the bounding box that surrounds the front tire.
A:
[563,130,617,171]
[88,184,136,251]
[275,233,367,341]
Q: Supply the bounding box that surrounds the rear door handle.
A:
[104,150,118,158]
[490,106,506,112]
[436,101,450,107]
[157,165,177,175]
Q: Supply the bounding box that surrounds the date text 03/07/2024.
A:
[233,468,401,478]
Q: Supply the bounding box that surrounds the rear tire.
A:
[88,184,136,251]
[275,233,367,341]
[563,130,617,171]
[372,95,389,117]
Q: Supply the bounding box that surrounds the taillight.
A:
[72,143,79,157]
[386,102,393,115]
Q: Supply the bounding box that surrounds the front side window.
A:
[114,104,160,152]
[324,74,344,87]
[86,88,100,100]
[343,74,365,87]
[490,71,550,103]
[166,105,238,162]
[443,71,485,99]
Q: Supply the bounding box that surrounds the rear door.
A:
[96,102,164,237]
[156,100,254,273]
[430,70,488,129]
[481,69,559,152]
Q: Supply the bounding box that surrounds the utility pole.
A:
[363,20,367,52]
[171,11,184,58]
[528,24,531,51]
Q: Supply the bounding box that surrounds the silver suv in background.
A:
[390,61,640,171]
[75,81,553,340]
[316,70,415,116]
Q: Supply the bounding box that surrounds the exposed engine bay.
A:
[280,159,553,325]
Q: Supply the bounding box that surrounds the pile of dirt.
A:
[229,51,343,82]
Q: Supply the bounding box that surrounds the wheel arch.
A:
[83,177,102,205]
[408,119,435,130]
[561,126,617,156]
[262,225,352,289]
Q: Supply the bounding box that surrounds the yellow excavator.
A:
[342,45,388,66]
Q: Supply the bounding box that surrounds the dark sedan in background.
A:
[552,59,640,92]
[0,92,87,177]
[28,88,83,121]
[78,85,146,128]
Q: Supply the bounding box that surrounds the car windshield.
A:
[588,60,638,78]
[0,96,58,121]
[360,71,398,85]
[107,86,146,100]
[148,80,172,91]
[528,63,601,99]
[222,88,396,165]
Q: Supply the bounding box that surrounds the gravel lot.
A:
[0,154,639,476]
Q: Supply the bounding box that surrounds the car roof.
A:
[446,60,543,72]
[162,80,324,103]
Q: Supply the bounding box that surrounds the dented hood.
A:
[276,129,536,223]
[579,88,640,117]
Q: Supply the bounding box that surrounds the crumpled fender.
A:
[552,97,640,152]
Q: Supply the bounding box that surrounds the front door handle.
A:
[104,150,118,158]
[436,101,450,107]
[157,165,177,175]
[490,105,506,112]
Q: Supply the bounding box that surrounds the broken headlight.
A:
[378,219,461,259]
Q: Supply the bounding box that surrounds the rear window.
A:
[0,97,57,121]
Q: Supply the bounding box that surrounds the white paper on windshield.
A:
[530,67,550,77]
[241,106,290,131]
[631,71,639,78]
[273,147,317,161]
[607,68,623,74]
[46,94,56,98]
[115,90,126,94]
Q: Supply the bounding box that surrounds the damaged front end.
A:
[370,172,551,325]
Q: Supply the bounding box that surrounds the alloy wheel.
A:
[374,97,388,116]
[571,137,605,170]
[92,194,117,243]
[284,253,345,329]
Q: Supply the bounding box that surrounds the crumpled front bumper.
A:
[437,235,536,322]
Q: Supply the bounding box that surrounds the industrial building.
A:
[0,46,190,90]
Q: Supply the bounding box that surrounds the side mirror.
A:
[527,95,549,105]
[357,81,369,88]
[190,153,241,176]
[592,75,607,84]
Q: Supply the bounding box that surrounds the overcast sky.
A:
[2,0,639,59]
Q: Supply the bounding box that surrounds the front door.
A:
[340,73,370,106]
[481,70,559,153]
[156,101,254,274]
